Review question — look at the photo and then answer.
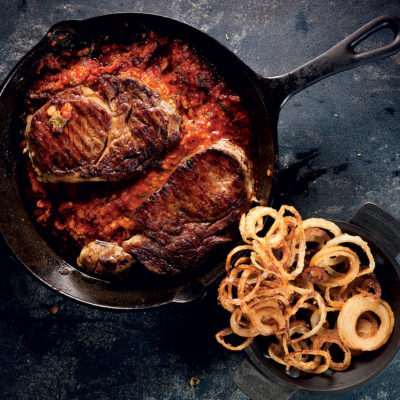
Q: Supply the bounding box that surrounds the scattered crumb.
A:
[189,377,200,389]
[225,33,230,41]
[167,383,172,388]
[49,305,58,314]
[333,113,338,118]
[58,268,70,275]
[357,152,362,157]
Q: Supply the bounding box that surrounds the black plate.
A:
[236,203,400,398]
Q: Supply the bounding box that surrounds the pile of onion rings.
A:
[216,205,395,374]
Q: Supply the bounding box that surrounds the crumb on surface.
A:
[49,305,58,314]
[58,268,70,275]
[189,377,200,389]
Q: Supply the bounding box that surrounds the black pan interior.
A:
[245,220,400,394]
[0,13,277,309]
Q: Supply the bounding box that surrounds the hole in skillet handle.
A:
[235,202,400,398]
[352,26,395,54]
[263,15,400,113]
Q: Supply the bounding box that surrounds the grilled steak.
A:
[123,139,255,275]
[78,139,254,277]
[24,76,181,182]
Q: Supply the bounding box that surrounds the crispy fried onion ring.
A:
[215,327,253,351]
[284,350,331,374]
[216,205,394,374]
[337,295,394,351]
[324,274,382,310]
[312,328,351,371]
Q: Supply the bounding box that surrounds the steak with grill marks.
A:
[24,75,181,182]
[77,139,255,277]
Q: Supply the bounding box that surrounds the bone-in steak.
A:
[122,139,255,275]
[25,76,181,182]
[78,139,254,277]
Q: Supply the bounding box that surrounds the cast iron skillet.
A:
[0,14,400,310]
[235,202,400,399]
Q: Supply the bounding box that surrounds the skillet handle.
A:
[235,359,293,400]
[350,202,400,260]
[264,15,400,110]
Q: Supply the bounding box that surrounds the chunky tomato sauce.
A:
[26,31,257,254]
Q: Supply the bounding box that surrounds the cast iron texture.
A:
[0,13,399,311]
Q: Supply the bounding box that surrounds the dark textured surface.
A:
[1,1,400,399]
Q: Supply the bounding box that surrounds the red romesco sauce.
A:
[26,32,258,255]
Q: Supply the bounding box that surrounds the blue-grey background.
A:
[1,0,400,399]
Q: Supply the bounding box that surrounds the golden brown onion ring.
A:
[268,342,287,365]
[215,328,254,351]
[324,234,375,276]
[348,274,382,299]
[229,308,259,338]
[310,246,360,287]
[289,291,327,343]
[303,218,342,237]
[312,328,351,371]
[337,295,394,351]
[284,350,331,374]
[225,245,254,273]
[239,207,280,244]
